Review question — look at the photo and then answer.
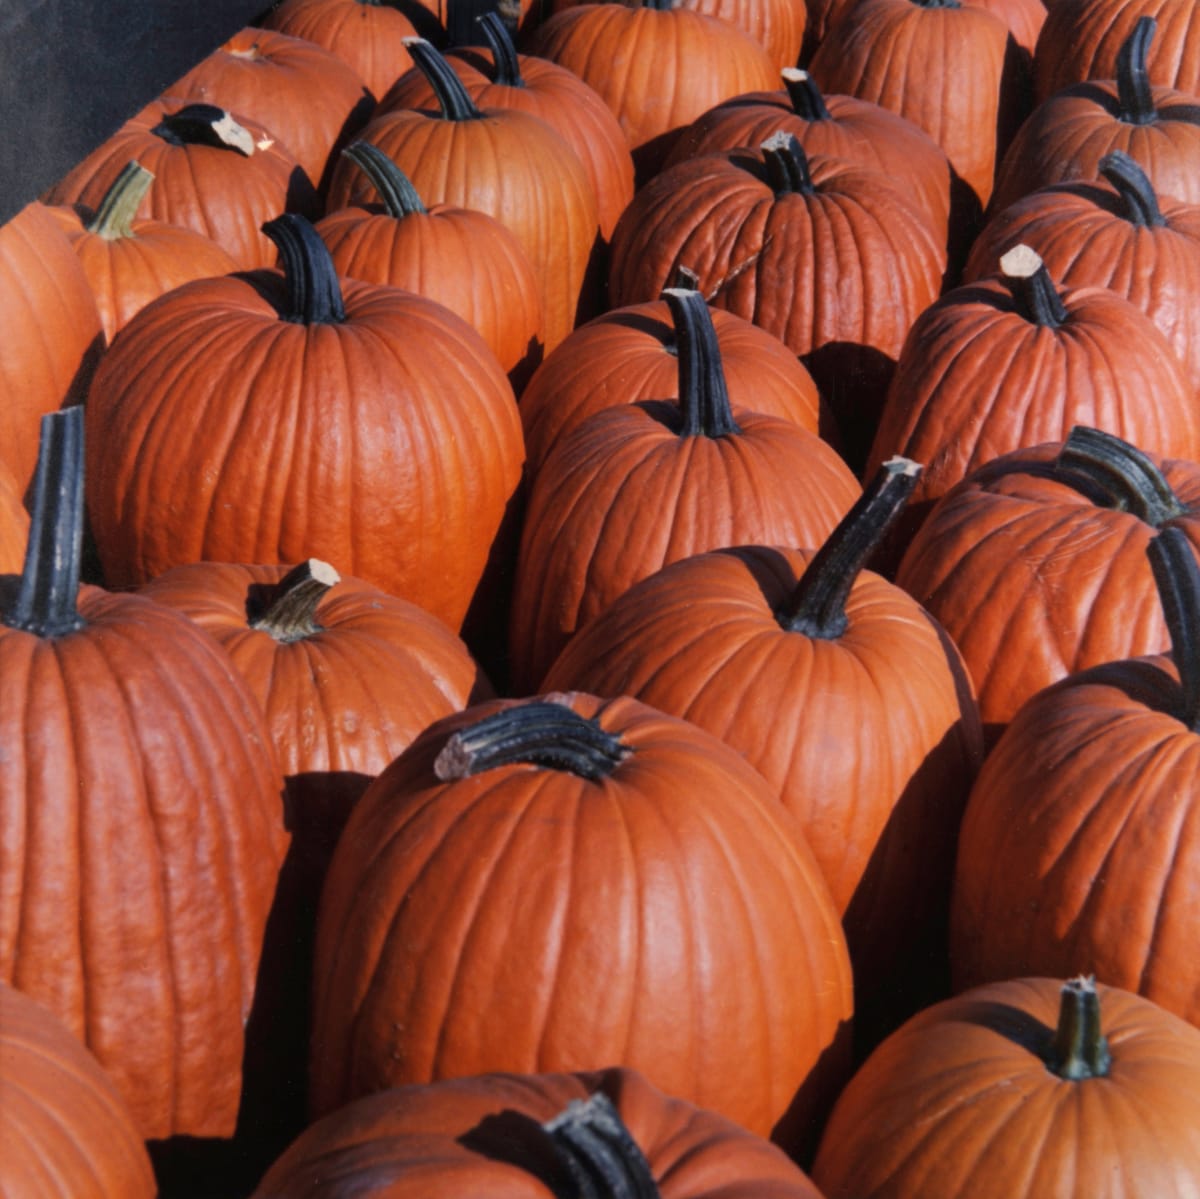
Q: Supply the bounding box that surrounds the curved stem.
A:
[761,131,816,196]
[341,142,427,217]
[262,214,347,325]
[1148,526,1200,732]
[543,1094,662,1199]
[781,458,921,638]
[1116,17,1158,126]
[1044,977,1112,1081]
[1098,150,1165,227]
[3,408,86,638]
[477,11,524,87]
[434,700,630,782]
[403,37,484,120]
[661,288,740,438]
[87,160,154,239]
[249,560,340,642]
[151,104,255,155]
[781,69,832,121]
[1054,427,1186,525]
[664,264,700,294]
[1000,245,1069,328]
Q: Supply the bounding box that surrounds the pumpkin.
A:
[0,981,156,1198]
[47,160,239,345]
[256,1066,827,1198]
[0,457,28,573]
[85,213,525,634]
[309,691,854,1158]
[812,976,1200,1198]
[45,98,318,270]
[508,286,861,693]
[950,525,1200,1028]
[0,407,288,1139]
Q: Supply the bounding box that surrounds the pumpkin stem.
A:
[664,264,700,294]
[403,37,484,120]
[151,103,256,155]
[248,559,340,642]
[1054,427,1187,526]
[543,1093,662,1199]
[477,11,524,87]
[661,287,740,438]
[1148,526,1200,732]
[1098,150,1165,227]
[434,699,630,782]
[1116,17,1157,126]
[263,213,347,325]
[87,160,154,239]
[3,408,86,638]
[780,457,921,638]
[1044,977,1112,1080]
[1000,244,1069,328]
[641,0,676,10]
[910,0,961,7]
[781,68,832,121]
[761,131,816,197]
[341,142,427,217]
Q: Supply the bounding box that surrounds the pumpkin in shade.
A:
[0,408,288,1139]
[507,287,861,694]
[326,37,598,353]
[85,213,525,634]
[950,527,1200,1028]
[48,160,239,344]
[992,17,1200,213]
[45,98,318,270]
[0,200,102,493]
[255,1067,826,1199]
[526,0,777,181]
[318,141,542,388]
[309,691,854,1158]
[964,151,1200,396]
[812,976,1200,1198]
[0,981,156,1198]
[897,428,1200,747]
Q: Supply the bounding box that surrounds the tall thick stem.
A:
[781,69,832,121]
[1148,527,1200,732]
[477,11,524,87]
[341,142,427,217]
[88,160,154,239]
[249,560,339,642]
[543,1094,662,1199]
[781,458,921,638]
[1000,245,1069,328]
[3,408,86,638]
[661,288,739,438]
[1116,17,1157,126]
[1044,977,1112,1080]
[403,37,484,120]
[1098,150,1165,227]
[262,214,347,325]
[1054,427,1186,525]
[761,131,816,196]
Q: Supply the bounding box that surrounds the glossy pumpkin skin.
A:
[84,267,525,634]
[518,297,826,475]
[309,693,854,1152]
[0,585,288,1139]
[256,1066,827,1198]
[45,97,318,270]
[0,982,156,1198]
[0,202,102,492]
[812,977,1200,1198]
[897,442,1200,746]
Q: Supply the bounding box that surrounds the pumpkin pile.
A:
[7,0,1200,1195]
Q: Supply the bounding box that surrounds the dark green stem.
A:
[543,1094,662,1199]
[1054,427,1187,525]
[433,701,630,782]
[911,0,961,6]
[641,0,675,10]
[151,103,255,155]
[1148,527,1200,732]
[761,132,816,197]
[1044,977,1112,1080]
[782,68,832,121]
[404,37,484,120]
[3,408,86,638]
[262,214,347,325]
[477,11,524,87]
[1116,17,1158,126]
[781,458,921,637]
[661,288,740,438]
[248,560,339,642]
[341,142,427,217]
[1000,245,1069,327]
[88,160,154,239]
[1098,150,1165,227]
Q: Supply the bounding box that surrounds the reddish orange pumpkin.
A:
[0,458,28,573]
